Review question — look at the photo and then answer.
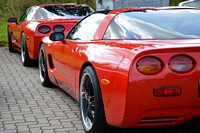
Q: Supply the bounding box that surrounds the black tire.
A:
[7,28,16,52]
[21,33,33,66]
[191,117,200,128]
[39,44,52,87]
[80,66,111,133]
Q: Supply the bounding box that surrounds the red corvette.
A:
[7,3,93,66]
[39,7,200,133]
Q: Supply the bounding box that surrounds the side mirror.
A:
[50,32,65,41]
[8,18,17,23]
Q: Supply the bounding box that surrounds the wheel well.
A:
[40,41,43,47]
[79,62,94,86]
[21,31,24,36]
[21,31,24,43]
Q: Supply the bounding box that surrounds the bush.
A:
[0,0,95,21]
[0,22,7,47]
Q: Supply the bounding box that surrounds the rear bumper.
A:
[105,77,200,128]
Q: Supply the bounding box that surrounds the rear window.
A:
[104,9,200,39]
[33,5,93,20]
[180,1,200,8]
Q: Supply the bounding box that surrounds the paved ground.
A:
[0,47,200,133]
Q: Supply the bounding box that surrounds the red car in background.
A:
[7,3,93,66]
[39,7,200,133]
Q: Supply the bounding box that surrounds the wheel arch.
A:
[8,26,13,34]
[20,31,25,48]
[79,62,94,90]
[78,62,100,102]
[39,40,43,47]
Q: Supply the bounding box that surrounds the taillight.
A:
[153,86,181,97]
[169,55,194,73]
[137,56,162,75]
[38,25,50,34]
[53,25,65,32]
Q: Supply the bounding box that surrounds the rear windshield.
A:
[104,9,200,39]
[33,5,93,20]
[181,1,200,8]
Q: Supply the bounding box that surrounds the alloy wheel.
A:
[80,73,95,131]
[39,46,46,83]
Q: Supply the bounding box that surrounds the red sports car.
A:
[7,3,93,66]
[39,7,200,133]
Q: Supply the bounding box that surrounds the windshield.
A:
[104,9,200,40]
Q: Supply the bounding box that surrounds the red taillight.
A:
[53,25,65,32]
[169,55,194,73]
[137,56,162,75]
[38,25,50,34]
[153,86,181,97]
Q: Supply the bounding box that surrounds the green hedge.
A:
[0,0,95,21]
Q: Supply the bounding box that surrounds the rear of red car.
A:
[98,7,200,128]
[32,19,79,59]
[102,40,200,128]
[130,43,200,128]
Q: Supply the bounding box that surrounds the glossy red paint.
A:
[8,3,93,65]
[41,7,200,129]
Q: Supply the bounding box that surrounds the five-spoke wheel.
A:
[80,66,110,133]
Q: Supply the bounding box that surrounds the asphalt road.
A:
[0,47,200,133]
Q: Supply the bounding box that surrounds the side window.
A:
[19,6,38,22]
[66,13,106,41]
[33,8,49,20]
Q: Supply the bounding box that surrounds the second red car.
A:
[8,3,93,66]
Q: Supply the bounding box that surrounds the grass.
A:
[0,21,7,47]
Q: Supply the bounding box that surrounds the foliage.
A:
[0,22,7,47]
[170,0,185,6]
[0,0,95,21]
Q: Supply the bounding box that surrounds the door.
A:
[51,40,78,97]
[51,12,107,97]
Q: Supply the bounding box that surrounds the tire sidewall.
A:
[21,33,31,66]
[80,66,108,133]
[21,33,27,65]
[39,44,52,87]
[7,28,15,52]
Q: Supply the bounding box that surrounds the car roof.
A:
[38,3,90,8]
